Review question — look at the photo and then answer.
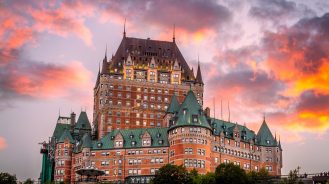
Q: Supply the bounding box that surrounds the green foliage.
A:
[215,163,249,184]
[199,172,216,184]
[279,166,303,184]
[247,168,271,184]
[0,172,17,184]
[23,178,34,184]
[150,164,192,184]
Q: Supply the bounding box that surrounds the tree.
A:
[199,172,216,184]
[279,167,303,184]
[150,164,192,184]
[24,178,34,184]
[215,163,249,184]
[0,172,17,184]
[247,168,271,184]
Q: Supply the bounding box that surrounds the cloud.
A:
[249,0,315,25]
[263,13,329,96]
[202,12,329,138]
[99,0,231,42]
[0,136,7,150]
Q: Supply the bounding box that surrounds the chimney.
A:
[204,107,210,117]
[70,112,76,129]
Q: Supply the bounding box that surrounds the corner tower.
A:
[167,90,212,174]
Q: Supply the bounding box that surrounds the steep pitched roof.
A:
[52,122,71,140]
[195,61,203,84]
[110,37,195,81]
[92,128,169,150]
[256,119,277,146]
[166,94,180,114]
[211,118,256,142]
[58,129,74,144]
[169,90,211,130]
[81,133,92,148]
[74,111,91,130]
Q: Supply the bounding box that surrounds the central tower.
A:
[93,33,204,139]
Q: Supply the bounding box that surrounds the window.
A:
[184,148,193,154]
[115,141,123,147]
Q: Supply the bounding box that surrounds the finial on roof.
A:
[105,44,107,59]
[263,113,266,122]
[123,18,126,38]
[173,24,175,43]
[195,56,204,84]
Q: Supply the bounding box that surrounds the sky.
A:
[0,0,329,181]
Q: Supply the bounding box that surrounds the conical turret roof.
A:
[169,90,211,130]
[166,94,180,114]
[257,119,276,146]
[195,61,203,84]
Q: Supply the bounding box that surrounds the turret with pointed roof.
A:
[74,111,91,137]
[195,60,203,85]
[256,118,277,146]
[169,90,211,131]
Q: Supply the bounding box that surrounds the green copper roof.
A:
[75,111,91,130]
[81,133,92,148]
[52,122,71,140]
[256,120,277,146]
[169,90,211,130]
[210,118,256,142]
[166,94,180,114]
[58,129,74,144]
[93,127,169,150]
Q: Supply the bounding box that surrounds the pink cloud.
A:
[0,136,7,150]
[6,61,92,98]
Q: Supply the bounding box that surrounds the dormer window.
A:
[158,140,163,144]
[142,139,151,146]
[130,134,134,139]
[131,141,136,146]
[183,108,187,115]
[97,143,102,148]
[192,115,198,123]
[157,133,161,138]
[266,140,270,144]
[115,141,123,147]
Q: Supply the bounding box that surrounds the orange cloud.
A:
[7,61,92,98]
[0,136,7,150]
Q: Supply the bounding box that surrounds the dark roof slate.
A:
[110,37,195,81]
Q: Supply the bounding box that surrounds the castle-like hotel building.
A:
[40,32,282,183]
